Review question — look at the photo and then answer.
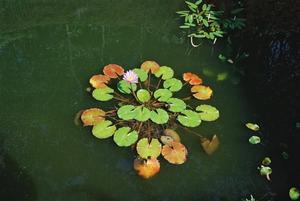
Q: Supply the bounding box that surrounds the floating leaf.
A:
[137,89,151,103]
[136,138,162,159]
[92,86,114,101]
[154,66,174,80]
[117,105,137,120]
[89,74,110,88]
[191,85,213,100]
[289,187,300,200]
[164,129,181,142]
[162,141,188,164]
[154,89,173,102]
[183,72,203,85]
[92,120,116,139]
[163,78,183,92]
[246,123,260,131]
[258,165,272,181]
[177,110,201,127]
[160,136,174,145]
[103,64,124,78]
[117,80,137,94]
[134,106,151,122]
[262,157,272,166]
[141,60,160,74]
[216,72,228,81]
[81,108,105,126]
[196,104,219,121]
[134,157,160,179]
[200,135,220,155]
[150,109,169,124]
[113,127,138,147]
[249,136,261,144]
[167,98,186,112]
[133,68,148,82]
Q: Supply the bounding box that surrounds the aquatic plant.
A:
[80,61,220,178]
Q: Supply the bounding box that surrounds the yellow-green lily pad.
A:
[134,107,151,122]
[163,78,183,92]
[196,104,220,121]
[136,138,162,159]
[137,89,151,103]
[154,89,172,102]
[154,66,174,80]
[289,187,300,200]
[92,86,114,101]
[177,110,201,127]
[133,68,148,82]
[117,105,137,120]
[246,123,260,131]
[249,136,261,144]
[92,120,116,139]
[167,98,186,113]
[113,127,138,147]
[150,109,169,124]
[117,80,137,94]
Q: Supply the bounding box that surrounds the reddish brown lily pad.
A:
[161,141,188,165]
[81,108,106,126]
[183,72,203,85]
[141,61,160,74]
[103,64,124,78]
[133,157,160,179]
[191,85,213,100]
[89,74,110,88]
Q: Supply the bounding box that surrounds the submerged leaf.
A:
[196,104,219,121]
[154,89,173,102]
[177,110,201,127]
[133,106,151,122]
[92,120,116,139]
[249,136,261,144]
[103,64,124,78]
[92,86,114,101]
[150,109,169,124]
[289,187,300,200]
[154,66,174,80]
[137,89,151,103]
[136,138,162,159]
[164,129,181,142]
[163,78,183,92]
[167,98,186,113]
[191,85,213,100]
[141,61,160,74]
[133,68,148,82]
[117,80,137,94]
[117,105,137,120]
[160,136,174,145]
[89,74,110,88]
[162,141,188,164]
[81,108,105,126]
[216,72,228,81]
[200,135,220,155]
[113,127,138,147]
[134,157,160,179]
[183,72,203,85]
[246,123,260,131]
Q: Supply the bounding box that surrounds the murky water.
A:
[0,1,269,201]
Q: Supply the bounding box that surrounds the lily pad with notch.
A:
[154,89,173,102]
[150,109,169,124]
[92,86,114,101]
[117,105,137,120]
[137,89,151,103]
[133,106,151,122]
[154,66,174,80]
[92,120,116,139]
[133,68,148,82]
[196,104,219,121]
[117,80,137,94]
[167,98,186,113]
[136,138,162,159]
[113,127,138,147]
[163,78,183,92]
[177,109,201,127]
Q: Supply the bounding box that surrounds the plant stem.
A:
[155,77,162,90]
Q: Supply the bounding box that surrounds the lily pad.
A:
[183,72,202,85]
[92,86,114,101]
[133,68,148,82]
[177,110,201,127]
[92,120,116,139]
[160,136,174,145]
[163,78,183,92]
[103,64,124,78]
[117,105,137,120]
[167,98,186,113]
[262,157,272,166]
[136,138,162,159]
[162,141,188,164]
[196,104,220,121]
[81,108,105,126]
[249,136,261,144]
[141,60,160,74]
[154,89,172,102]
[133,107,151,122]
[117,80,137,94]
[289,187,300,200]
[246,123,260,131]
[113,127,138,147]
[164,129,181,142]
[137,89,151,103]
[258,165,272,181]
[154,66,174,80]
[89,74,110,88]
[191,85,213,100]
[134,157,160,179]
[200,135,220,155]
[150,109,169,124]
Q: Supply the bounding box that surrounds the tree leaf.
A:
[163,78,183,92]
[133,106,151,122]
[92,120,116,139]
[162,141,188,164]
[167,98,186,112]
[103,64,124,78]
[196,104,219,121]
[136,138,162,159]
[133,68,148,82]
[246,123,260,131]
[137,89,151,103]
[177,110,201,127]
[92,86,114,101]
[134,157,160,179]
[289,187,300,200]
[191,85,213,100]
[141,60,160,74]
[150,109,169,124]
[113,127,138,147]
[249,136,261,144]
[117,80,137,94]
[200,135,219,155]
[154,89,173,102]
[89,74,110,88]
[81,108,105,126]
[154,66,174,80]
[117,105,137,120]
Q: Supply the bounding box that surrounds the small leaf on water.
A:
[196,104,219,121]
[249,136,261,144]
[113,127,138,147]
[162,141,188,164]
[154,66,174,80]
[92,120,116,139]
[183,72,203,85]
[200,135,220,155]
[164,129,181,142]
[167,98,186,113]
[92,86,114,101]
[177,110,201,127]
[133,68,148,82]
[141,60,160,74]
[246,123,260,131]
[136,138,162,159]
[160,136,174,145]
[154,89,173,102]
[191,85,213,100]
[81,108,106,126]
[289,187,300,200]
[137,89,151,103]
[89,74,110,88]
[134,157,160,179]
[103,64,124,78]
[117,80,137,94]
[163,78,183,92]
[258,165,272,181]
[262,157,272,166]
[150,109,169,124]
[117,105,137,120]
[133,107,151,122]
[216,72,228,81]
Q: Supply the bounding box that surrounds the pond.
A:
[0,1,270,200]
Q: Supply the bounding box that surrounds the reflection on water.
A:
[0,1,270,200]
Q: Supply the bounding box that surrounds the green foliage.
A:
[163,78,183,92]
[117,105,137,120]
[177,110,201,127]
[150,109,169,124]
[196,104,219,121]
[167,98,186,113]
[92,87,114,101]
[154,66,174,80]
[113,127,138,147]
[117,80,137,94]
[137,89,151,103]
[92,120,116,139]
[137,138,162,159]
[154,89,173,102]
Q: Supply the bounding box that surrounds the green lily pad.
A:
[249,136,261,144]
[113,127,138,147]
[92,86,114,101]
[92,120,116,139]
[154,66,174,80]
[136,138,162,159]
[117,80,137,94]
[134,106,151,122]
[196,104,220,121]
[258,165,272,180]
[117,105,137,120]
[137,89,151,103]
[289,187,300,200]
[150,109,169,124]
[133,68,148,82]
[262,157,272,166]
[177,110,201,127]
[167,98,186,113]
[154,89,172,102]
[163,78,182,92]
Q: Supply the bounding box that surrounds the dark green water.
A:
[0,1,269,200]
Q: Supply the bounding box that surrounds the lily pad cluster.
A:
[80,61,220,179]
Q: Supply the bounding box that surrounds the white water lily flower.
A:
[123,70,138,84]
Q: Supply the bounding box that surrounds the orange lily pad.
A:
[191,85,213,100]
[89,74,110,88]
[161,141,188,165]
[141,60,160,74]
[133,157,160,179]
[200,135,220,155]
[183,72,203,85]
[103,64,124,78]
[81,108,106,126]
